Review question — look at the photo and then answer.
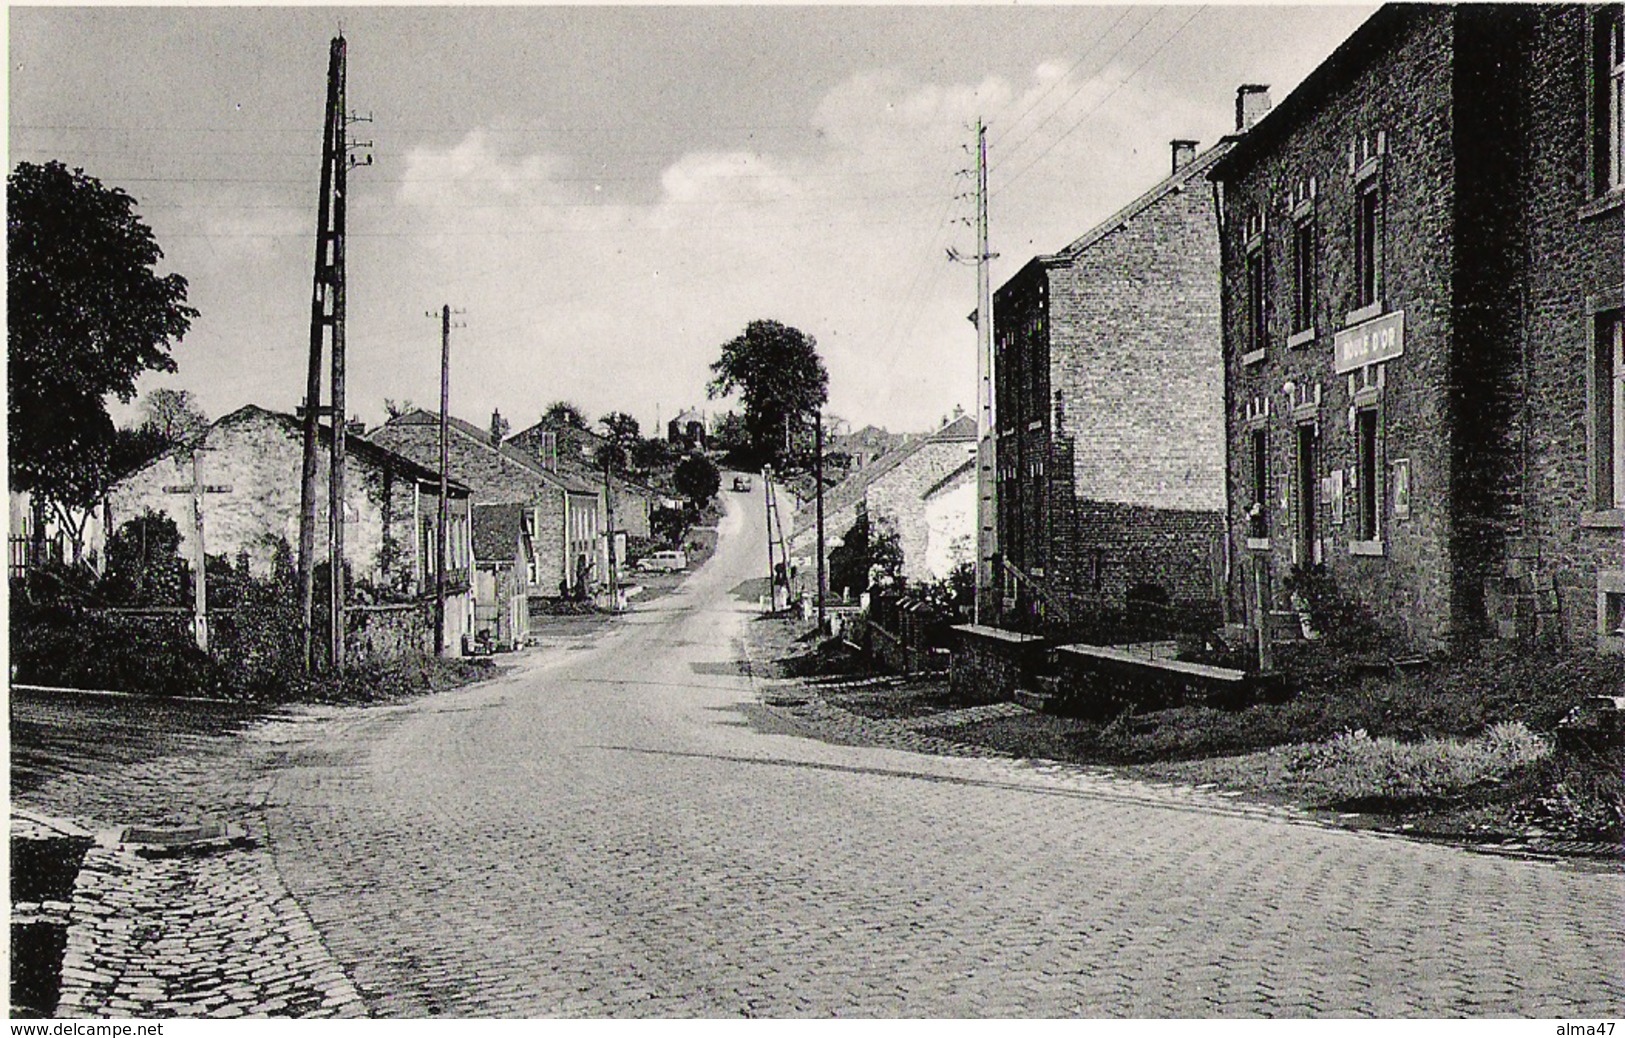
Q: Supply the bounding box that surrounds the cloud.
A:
[332,61,1226,436]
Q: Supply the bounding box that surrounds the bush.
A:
[1282,721,1551,809]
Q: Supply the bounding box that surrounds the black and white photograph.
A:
[8,1,1624,1022]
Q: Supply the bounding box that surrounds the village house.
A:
[667,407,707,451]
[506,413,613,472]
[104,404,476,651]
[1210,4,1625,652]
[989,93,1265,632]
[791,415,978,587]
[369,410,609,617]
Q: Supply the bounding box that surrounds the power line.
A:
[987,5,1168,179]
[985,6,1145,155]
[991,5,1207,200]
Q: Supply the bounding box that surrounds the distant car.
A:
[636,549,688,573]
[733,476,752,492]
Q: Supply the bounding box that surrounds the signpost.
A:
[163,449,232,652]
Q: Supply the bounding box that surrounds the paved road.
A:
[248,480,1623,1018]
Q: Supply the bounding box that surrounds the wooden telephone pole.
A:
[297,34,371,672]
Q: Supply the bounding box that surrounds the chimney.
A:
[1170,139,1199,175]
[1236,84,1272,132]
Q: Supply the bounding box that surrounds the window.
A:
[1246,244,1267,352]
[1249,427,1269,540]
[1598,312,1625,509]
[1294,422,1319,565]
[1356,408,1381,542]
[1292,217,1316,335]
[1596,6,1625,194]
[1353,178,1381,310]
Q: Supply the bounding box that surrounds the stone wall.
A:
[1217,9,1461,650]
[948,624,1049,703]
[107,409,421,591]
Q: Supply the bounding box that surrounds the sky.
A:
[9,3,1378,439]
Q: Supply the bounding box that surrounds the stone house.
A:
[506,415,612,471]
[1209,4,1625,652]
[370,410,608,604]
[990,98,1261,631]
[104,404,475,649]
[667,408,707,451]
[791,415,978,586]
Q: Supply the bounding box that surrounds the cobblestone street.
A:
[14,490,1625,1017]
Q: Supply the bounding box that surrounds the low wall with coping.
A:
[949,624,1050,703]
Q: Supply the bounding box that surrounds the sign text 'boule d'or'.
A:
[1333,309,1405,373]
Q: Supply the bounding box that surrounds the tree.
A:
[600,411,640,444]
[139,388,207,444]
[828,513,902,599]
[673,453,721,510]
[706,320,827,467]
[100,510,189,607]
[541,400,589,430]
[8,161,197,562]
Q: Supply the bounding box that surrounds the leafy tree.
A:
[139,387,207,443]
[600,411,640,444]
[8,161,197,562]
[709,410,751,458]
[631,436,674,472]
[706,320,827,467]
[383,398,416,420]
[100,510,189,607]
[541,400,589,430]
[674,453,721,510]
[828,513,903,599]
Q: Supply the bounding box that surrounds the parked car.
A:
[636,549,688,573]
[733,476,752,492]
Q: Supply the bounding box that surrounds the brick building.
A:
[370,410,607,603]
[990,104,1261,631]
[1210,4,1625,652]
[790,415,977,586]
[105,405,475,645]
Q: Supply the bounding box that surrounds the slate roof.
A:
[379,409,599,494]
[793,415,976,538]
[120,404,472,495]
[472,502,526,564]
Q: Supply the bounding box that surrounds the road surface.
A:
[248,478,1622,1017]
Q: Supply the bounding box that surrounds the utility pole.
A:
[298,36,345,673]
[327,34,351,674]
[296,34,372,672]
[815,409,826,632]
[972,118,998,626]
[763,465,776,612]
[603,449,619,612]
[435,304,451,656]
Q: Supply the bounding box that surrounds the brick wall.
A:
[1517,5,1625,650]
[995,144,1227,629]
[1217,6,1625,653]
